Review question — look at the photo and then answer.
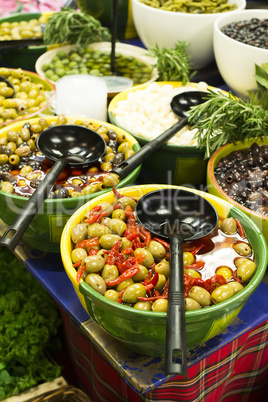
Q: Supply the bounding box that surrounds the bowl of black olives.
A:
[207,138,268,245]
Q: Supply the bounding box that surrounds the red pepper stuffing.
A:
[105,265,140,287]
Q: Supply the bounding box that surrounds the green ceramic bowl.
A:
[207,138,268,246]
[0,117,141,253]
[61,184,268,356]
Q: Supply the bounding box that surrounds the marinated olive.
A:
[101,264,119,281]
[104,289,119,301]
[116,278,134,292]
[122,283,146,304]
[99,234,121,249]
[71,223,88,244]
[155,259,169,278]
[102,173,120,187]
[132,265,148,282]
[71,247,87,264]
[105,218,127,236]
[120,237,133,250]
[183,252,195,266]
[85,255,105,273]
[184,268,201,278]
[227,281,244,294]
[146,240,166,260]
[152,299,168,312]
[1,181,13,193]
[216,266,233,280]
[155,273,166,291]
[112,208,126,221]
[134,248,154,268]
[237,259,256,282]
[220,217,237,235]
[188,286,211,306]
[118,196,137,210]
[211,284,235,304]
[185,297,201,311]
[134,301,152,311]
[85,273,106,295]
[87,222,111,238]
[233,242,252,256]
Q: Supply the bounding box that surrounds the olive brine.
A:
[71,190,256,312]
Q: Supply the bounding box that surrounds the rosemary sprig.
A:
[147,41,196,85]
[43,7,111,46]
[188,90,268,159]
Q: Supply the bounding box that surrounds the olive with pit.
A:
[87,222,111,238]
[105,218,127,236]
[188,286,211,306]
[220,217,237,235]
[122,283,146,304]
[233,242,252,256]
[185,297,201,311]
[152,298,168,312]
[99,233,121,249]
[211,284,235,304]
[236,259,256,282]
[71,247,87,264]
[84,254,105,273]
[155,259,169,278]
[104,289,119,301]
[85,273,106,295]
[183,251,195,266]
[134,301,152,311]
[71,223,88,244]
[146,240,166,260]
[117,196,137,210]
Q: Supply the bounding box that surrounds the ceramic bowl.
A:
[0,116,141,253]
[213,8,268,98]
[131,0,246,69]
[35,42,158,98]
[108,81,224,186]
[207,138,268,245]
[61,184,268,356]
[0,68,55,128]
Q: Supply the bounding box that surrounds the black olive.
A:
[55,187,69,199]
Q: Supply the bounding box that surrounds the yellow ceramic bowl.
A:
[109,81,224,186]
[61,184,268,356]
[207,138,268,245]
[0,68,55,128]
[0,116,141,252]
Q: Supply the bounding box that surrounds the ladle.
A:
[0,125,106,251]
[112,91,209,180]
[136,188,218,376]
[0,75,15,97]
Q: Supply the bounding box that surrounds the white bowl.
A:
[35,42,158,97]
[213,9,268,99]
[131,0,246,69]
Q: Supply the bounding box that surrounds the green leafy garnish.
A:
[147,41,196,85]
[0,248,62,400]
[248,63,268,110]
[188,90,268,159]
[43,7,111,46]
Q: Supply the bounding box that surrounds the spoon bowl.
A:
[136,188,218,376]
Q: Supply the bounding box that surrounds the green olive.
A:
[118,196,136,210]
[104,289,119,301]
[155,273,167,291]
[84,255,105,273]
[216,266,233,280]
[155,259,169,278]
[185,297,201,311]
[7,130,18,142]
[87,222,111,238]
[71,223,88,244]
[102,173,120,187]
[81,183,100,195]
[0,154,8,164]
[188,286,211,306]
[9,154,20,165]
[19,165,32,176]
[233,242,252,256]
[183,252,195,266]
[134,248,154,268]
[105,218,127,236]
[220,217,237,235]
[101,264,119,281]
[117,142,131,154]
[132,264,148,282]
[116,278,134,292]
[146,240,166,260]
[237,259,256,283]
[184,268,201,278]
[120,237,133,250]
[211,284,235,304]
[85,273,106,295]
[235,257,248,268]
[227,281,244,294]
[1,181,14,194]
[99,234,121,249]
[71,247,87,264]
[134,301,152,311]
[152,299,168,312]
[112,208,126,221]
[122,283,146,304]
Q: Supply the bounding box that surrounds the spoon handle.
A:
[0,158,68,251]
[112,117,188,179]
[165,235,187,377]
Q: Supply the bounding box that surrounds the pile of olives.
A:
[0,16,45,41]
[41,45,153,84]
[0,116,136,198]
[71,194,256,312]
[0,68,51,125]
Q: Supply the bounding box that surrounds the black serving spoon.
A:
[112,91,209,180]
[135,188,218,377]
[0,125,106,251]
[0,75,15,97]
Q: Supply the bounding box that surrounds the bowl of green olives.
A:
[0,116,141,253]
[207,138,268,246]
[0,67,55,128]
[61,184,268,356]
[0,12,51,72]
[35,42,158,98]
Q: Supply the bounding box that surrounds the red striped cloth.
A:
[60,310,268,402]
